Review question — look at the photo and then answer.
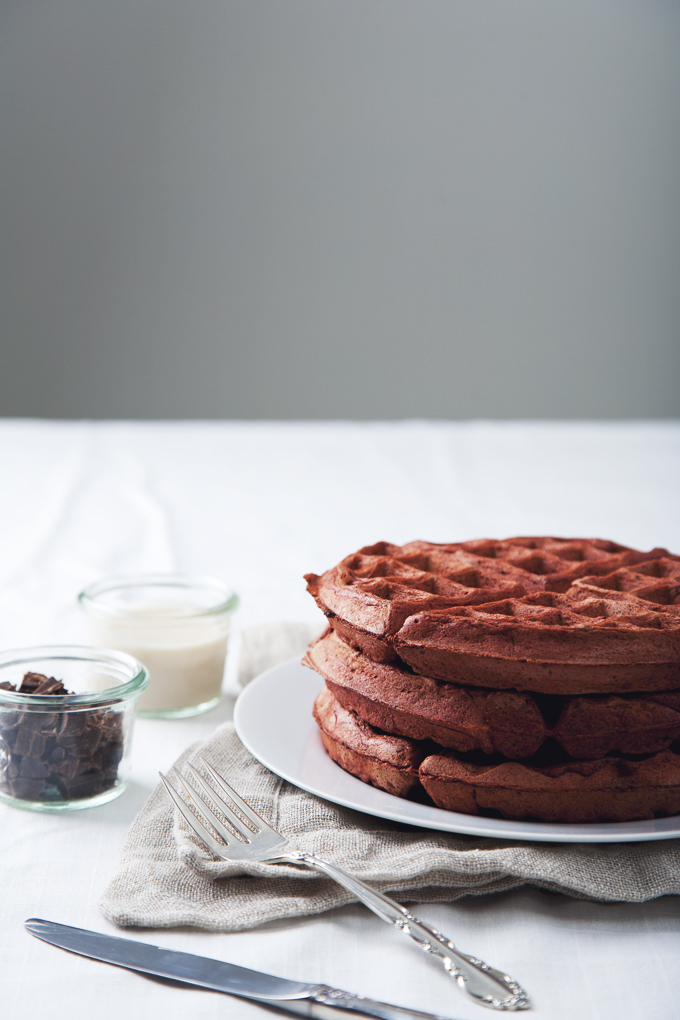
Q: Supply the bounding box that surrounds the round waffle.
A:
[306,538,680,694]
[305,537,680,823]
[313,686,423,798]
[313,687,680,823]
[418,747,680,823]
[306,629,680,760]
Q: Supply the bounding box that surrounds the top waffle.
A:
[305,537,680,694]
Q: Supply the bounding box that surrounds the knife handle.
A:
[295,853,529,1012]
[307,986,454,1020]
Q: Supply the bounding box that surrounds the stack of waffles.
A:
[303,538,680,822]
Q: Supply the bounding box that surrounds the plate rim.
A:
[234,657,680,844]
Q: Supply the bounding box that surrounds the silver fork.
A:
[160,760,529,1013]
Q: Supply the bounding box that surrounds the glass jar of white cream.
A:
[78,575,238,718]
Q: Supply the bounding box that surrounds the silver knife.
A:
[25,919,461,1020]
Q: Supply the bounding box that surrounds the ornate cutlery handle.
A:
[308,986,456,1020]
[290,852,529,1012]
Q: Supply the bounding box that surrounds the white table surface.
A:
[2,419,680,1020]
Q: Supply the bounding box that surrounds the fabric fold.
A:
[100,721,680,932]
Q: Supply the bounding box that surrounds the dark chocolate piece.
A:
[0,671,125,802]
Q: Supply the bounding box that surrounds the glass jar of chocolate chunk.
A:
[0,646,148,811]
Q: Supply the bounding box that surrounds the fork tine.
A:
[185,763,256,842]
[172,769,247,847]
[159,772,233,858]
[199,758,278,834]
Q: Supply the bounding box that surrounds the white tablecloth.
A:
[2,419,679,1020]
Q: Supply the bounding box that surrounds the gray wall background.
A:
[1,0,679,420]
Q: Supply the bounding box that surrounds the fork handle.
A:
[288,852,529,1012]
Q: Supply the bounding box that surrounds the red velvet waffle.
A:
[313,686,423,798]
[313,687,680,823]
[305,537,680,823]
[419,747,680,823]
[306,538,680,694]
[306,629,680,760]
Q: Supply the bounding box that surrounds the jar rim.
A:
[0,645,149,708]
[78,573,239,622]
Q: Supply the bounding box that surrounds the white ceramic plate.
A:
[234,658,680,843]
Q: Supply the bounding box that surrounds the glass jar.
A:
[0,645,148,811]
[78,574,238,718]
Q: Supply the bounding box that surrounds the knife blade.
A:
[25,919,460,1020]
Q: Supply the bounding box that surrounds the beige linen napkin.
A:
[100,623,680,932]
